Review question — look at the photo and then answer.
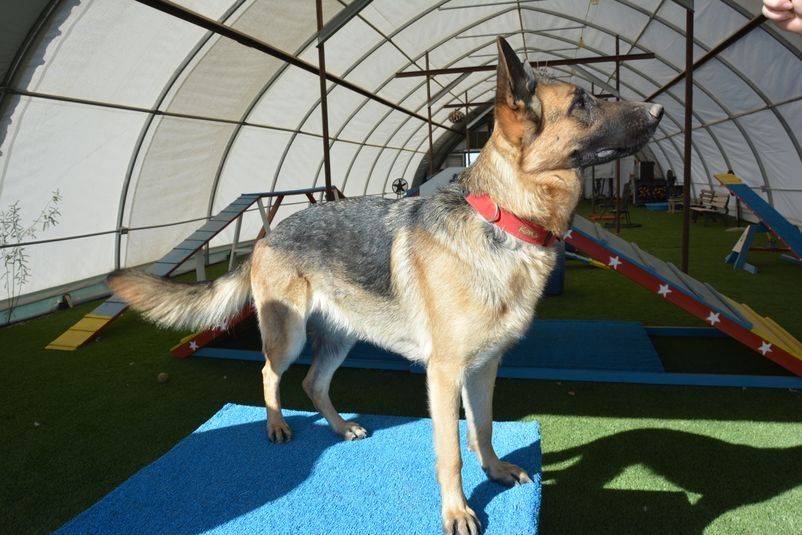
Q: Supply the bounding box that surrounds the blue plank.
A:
[172,239,207,251]
[158,248,200,266]
[92,300,129,317]
[184,229,218,242]
[725,181,802,258]
[197,219,230,233]
[148,262,181,277]
[210,208,247,222]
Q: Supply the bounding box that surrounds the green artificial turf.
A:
[2,202,802,534]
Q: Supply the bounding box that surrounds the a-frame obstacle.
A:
[46,187,331,350]
[716,173,802,273]
[564,215,802,378]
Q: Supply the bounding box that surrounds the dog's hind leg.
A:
[257,298,307,444]
[302,326,366,441]
[462,357,533,487]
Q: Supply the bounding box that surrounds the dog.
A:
[107,37,662,535]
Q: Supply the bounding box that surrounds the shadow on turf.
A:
[541,428,802,533]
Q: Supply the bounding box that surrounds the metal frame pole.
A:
[681,9,694,273]
[426,51,434,177]
[315,0,334,201]
[465,91,470,157]
[396,52,655,78]
[615,35,622,235]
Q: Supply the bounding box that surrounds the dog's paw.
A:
[340,421,368,441]
[267,421,292,444]
[442,505,481,535]
[483,460,533,487]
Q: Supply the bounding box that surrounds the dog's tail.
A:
[106,258,252,331]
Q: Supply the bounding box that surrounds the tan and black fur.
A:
[108,37,663,535]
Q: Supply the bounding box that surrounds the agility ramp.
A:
[56,404,542,535]
[714,173,802,271]
[47,188,327,351]
[565,215,802,379]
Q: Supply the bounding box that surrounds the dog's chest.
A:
[465,247,555,350]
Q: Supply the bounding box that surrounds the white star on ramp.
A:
[706,312,720,326]
[758,341,772,356]
[563,229,573,240]
[608,256,622,270]
[189,340,199,351]
[657,284,672,298]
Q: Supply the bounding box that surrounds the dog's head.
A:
[493,36,663,173]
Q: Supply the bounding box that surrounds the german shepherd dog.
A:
[108,37,662,534]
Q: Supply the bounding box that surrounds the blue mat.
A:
[203,320,663,376]
[503,320,663,372]
[58,404,541,535]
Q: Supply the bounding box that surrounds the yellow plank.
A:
[45,344,77,351]
[720,297,802,359]
[739,304,802,359]
[46,330,97,350]
[714,173,742,185]
[764,317,802,357]
[46,314,114,350]
[69,315,113,333]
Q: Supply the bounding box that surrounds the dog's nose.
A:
[648,103,664,120]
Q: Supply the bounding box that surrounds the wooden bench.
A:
[690,189,730,225]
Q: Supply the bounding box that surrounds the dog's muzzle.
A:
[648,103,664,121]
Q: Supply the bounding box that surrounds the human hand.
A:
[763,0,802,34]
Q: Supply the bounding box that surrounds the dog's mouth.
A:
[578,146,636,167]
[595,148,624,161]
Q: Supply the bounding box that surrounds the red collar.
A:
[465,193,559,246]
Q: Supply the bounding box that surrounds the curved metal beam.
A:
[393,30,712,191]
[118,0,248,270]
[0,0,67,197]
[612,0,800,201]
[339,5,725,196]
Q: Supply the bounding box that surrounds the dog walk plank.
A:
[46,193,263,351]
[156,248,205,268]
[172,239,209,252]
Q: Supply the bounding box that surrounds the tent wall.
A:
[0,0,799,301]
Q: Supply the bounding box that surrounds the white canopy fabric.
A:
[0,0,800,300]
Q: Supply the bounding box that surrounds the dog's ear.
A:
[495,37,541,146]
[495,36,539,118]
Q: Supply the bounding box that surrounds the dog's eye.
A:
[571,95,586,112]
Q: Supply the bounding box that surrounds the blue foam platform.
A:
[58,404,541,535]
[503,320,663,373]
[202,320,663,375]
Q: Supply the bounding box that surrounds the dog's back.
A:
[265,196,397,299]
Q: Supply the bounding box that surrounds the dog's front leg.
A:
[463,357,533,487]
[428,361,480,535]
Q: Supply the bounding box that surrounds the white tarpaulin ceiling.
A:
[0,0,800,300]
